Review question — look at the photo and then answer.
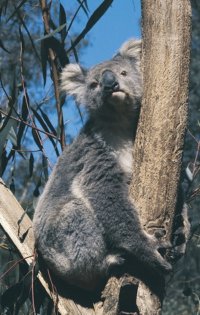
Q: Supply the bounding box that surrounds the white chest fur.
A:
[94,127,134,176]
[112,141,133,175]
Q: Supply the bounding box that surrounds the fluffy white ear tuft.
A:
[60,64,87,104]
[119,39,142,60]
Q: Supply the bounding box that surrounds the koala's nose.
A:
[101,70,119,93]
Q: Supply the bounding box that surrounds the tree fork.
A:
[129,1,192,314]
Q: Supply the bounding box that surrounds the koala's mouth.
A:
[109,90,127,102]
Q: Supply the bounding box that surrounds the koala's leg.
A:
[36,199,108,291]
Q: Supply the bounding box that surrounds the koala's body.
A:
[33,40,172,292]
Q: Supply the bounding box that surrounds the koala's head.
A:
[60,39,142,114]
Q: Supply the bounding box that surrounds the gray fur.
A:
[33,39,172,291]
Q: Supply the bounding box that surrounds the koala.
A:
[33,39,173,294]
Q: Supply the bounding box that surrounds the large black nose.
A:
[101,70,119,93]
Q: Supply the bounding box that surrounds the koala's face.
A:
[61,39,142,113]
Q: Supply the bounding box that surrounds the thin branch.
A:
[187,129,199,144]
[193,141,200,176]
[66,0,86,36]
[19,26,44,152]
[18,27,51,166]
[0,74,10,100]
[16,9,41,62]
[40,0,66,150]
[31,252,37,315]
[0,255,34,281]
[0,109,60,141]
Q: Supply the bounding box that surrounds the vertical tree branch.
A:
[129,1,192,314]
[40,0,66,150]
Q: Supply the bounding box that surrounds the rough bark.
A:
[129,0,192,314]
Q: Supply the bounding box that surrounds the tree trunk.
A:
[129,0,191,314]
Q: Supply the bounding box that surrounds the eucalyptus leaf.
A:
[36,24,67,42]
[8,126,17,147]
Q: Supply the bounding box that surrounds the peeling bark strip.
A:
[130,0,191,314]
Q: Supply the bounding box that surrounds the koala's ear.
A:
[60,64,87,104]
[118,39,142,61]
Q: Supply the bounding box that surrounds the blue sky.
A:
[69,0,141,67]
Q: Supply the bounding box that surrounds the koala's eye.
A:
[89,81,98,89]
[121,70,127,76]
